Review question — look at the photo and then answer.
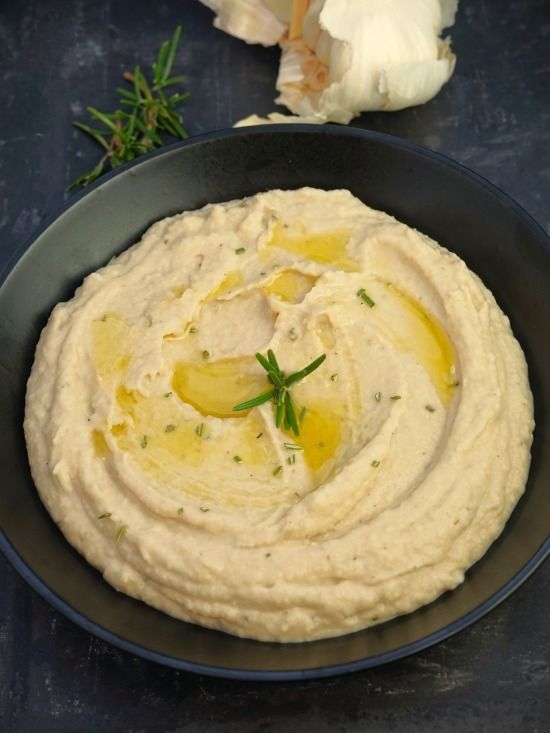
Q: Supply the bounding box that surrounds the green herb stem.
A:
[69,26,188,190]
[232,349,326,436]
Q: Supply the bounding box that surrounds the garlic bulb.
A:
[199,0,458,124]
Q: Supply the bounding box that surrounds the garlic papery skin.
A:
[199,0,290,46]
[234,112,324,126]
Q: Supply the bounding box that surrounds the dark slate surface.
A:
[1,0,549,730]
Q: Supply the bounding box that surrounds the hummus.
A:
[24,188,534,642]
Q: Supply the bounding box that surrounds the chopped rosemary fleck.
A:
[283,442,303,451]
[98,512,112,520]
[375,391,382,402]
[199,506,210,513]
[163,391,172,398]
[371,460,381,468]
[330,373,338,382]
[177,507,184,515]
[288,454,296,465]
[256,432,263,439]
[265,552,271,558]
[390,395,402,401]
[357,287,375,307]
[195,423,204,437]
[235,247,246,255]
[165,424,176,432]
[140,435,149,448]
[202,350,210,359]
[272,465,283,476]
[189,326,197,334]
[115,524,127,542]
[288,327,298,341]
[233,455,243,463]
[232,349,326,436]
[425,405,436,412]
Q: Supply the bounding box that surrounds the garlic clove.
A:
[199,0,288,47]
[264,0,294,24]
[377,39,456,111]
[439,0,459,28]
[234,112,325,126]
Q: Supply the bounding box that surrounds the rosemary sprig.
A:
[232,349,326,436]
[69,26,189,190]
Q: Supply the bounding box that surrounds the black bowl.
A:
[1,127,549,680]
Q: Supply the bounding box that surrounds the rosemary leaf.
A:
[357,287,376,307]
[72,122,110,150]
[232,389,274,412]
[87,106,122,135]
[285,353,326,387]
[116,87,138,102]
[275,392,284,429]
[284,391,299,436]
[160,25,181,83]
[267,349,281,372]
[159,76,185,90]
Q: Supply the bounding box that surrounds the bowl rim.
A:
[3,123,550,286]
[1,527,549,680]
[1,124,549,680]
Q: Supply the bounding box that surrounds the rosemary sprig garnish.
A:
[69,26,189,190]
[232,349,326,436]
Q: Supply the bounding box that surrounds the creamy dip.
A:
[24,188,534,642]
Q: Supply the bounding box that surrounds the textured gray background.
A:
[1,0,549,730]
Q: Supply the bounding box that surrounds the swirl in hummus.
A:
[24,188,534,642]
